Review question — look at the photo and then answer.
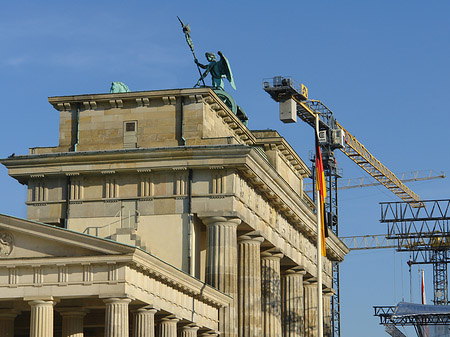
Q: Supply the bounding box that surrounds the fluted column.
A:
[59,308,88,337]
[104,297,132,337]
[158,316,179,337]
[202,216,241,337]
[281,268,306,337]
[238,231,264,337]
[322,290,333,337]
[304,279,317,337]
[180,323,199,337]
[133,307,158,337]
[29,299,55,337]
[0,309,19,337]
[261,249,283,337]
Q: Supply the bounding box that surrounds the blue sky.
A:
[0,1,449,336]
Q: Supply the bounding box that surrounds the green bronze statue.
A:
[177,16,246,125]
[194,51,236,91]
[110,81,130,93]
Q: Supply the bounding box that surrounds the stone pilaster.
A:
[133,307,158,337]
[158,316,179,337]
[104,297,132,337]
[202,216,241,337]
[323,289,333,337]
[238,231,264,337]
[261,249,283,337]
[0,309,19,337]
[281,268,306,337]
[29,299,55,337]
[59,308,88,337]
[180,323,199,337]
[304,279,318,337]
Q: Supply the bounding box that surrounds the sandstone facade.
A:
[1,87,348,336]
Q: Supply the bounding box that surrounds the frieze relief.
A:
[0,232,13,257]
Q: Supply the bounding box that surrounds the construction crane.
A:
[304,170,445,193]
[263,76,422,205]
[263,76,425,337]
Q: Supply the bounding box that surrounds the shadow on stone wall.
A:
[261,265,281,316]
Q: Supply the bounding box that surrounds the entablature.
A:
[252,129,311,179]
[2,145,348,262]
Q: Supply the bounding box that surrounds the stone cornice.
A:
[132,250,232,308]
[48,87,213,108]
[236,150,347,262]
[252,130,311,178]
[48,87,255,146]
[0,215,231,310]
[0,214,135,255]
[1,145,251,180]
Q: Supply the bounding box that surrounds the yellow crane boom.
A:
[303,170,445,193]
[294,98,423,207]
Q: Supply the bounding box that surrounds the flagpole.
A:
[315,113,324,337]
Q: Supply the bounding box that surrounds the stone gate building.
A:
[0,87,348,337]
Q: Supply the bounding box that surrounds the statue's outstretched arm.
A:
[195,59,208,69]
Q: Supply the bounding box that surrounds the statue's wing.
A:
[219,54,236,90]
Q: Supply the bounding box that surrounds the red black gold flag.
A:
[315,135,327,257]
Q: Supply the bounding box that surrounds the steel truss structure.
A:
[263,76,425,337]
[374,305,450,325]
[309,107,342,337]
[381,199,450,305]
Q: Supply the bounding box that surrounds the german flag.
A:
[315,135,327,257]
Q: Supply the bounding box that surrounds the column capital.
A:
[181,323,200,332]
[261,247,284,259]
[27,299,55,307]
[283,265,306,276]
[132,305,159,315]
[238,230,264,244]
[323,287,335,296]
[103,297,132,305]
[201,216,241,227]
[303,277,317,286]
[160,315,180,323]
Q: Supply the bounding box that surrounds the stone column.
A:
[0,309,19,337]
[202,216,241,337]
[133,307,157,337]
[104,297,132,337]
[322,289,333,337]
[281,268,306,337]
[29,299,55,337]
[304,279,318,337]
[261,249,283,337]
[59,308,87,337]
[180,323,199,337]
[238,231,264,337]
[158,316,179,337]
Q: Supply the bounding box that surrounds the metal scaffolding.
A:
[381,199,450,305]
